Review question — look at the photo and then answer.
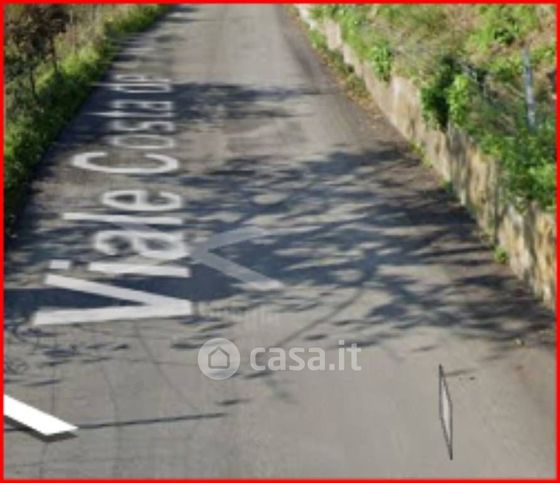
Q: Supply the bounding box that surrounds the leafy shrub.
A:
[370,41,393,82]
[420,56,460,129]
[483,116,556,209]
[448,73,476,127]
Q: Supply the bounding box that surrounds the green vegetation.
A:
[494,245,509,264]
[313,6,394,82]
[307,28,369,101]
[468,5,540,52]
[420,56,460,129]
[447,74,476,128]
[369,41,392,82]
[441,180,455,196]
[4,5,169,233]
[310,5,556,211]
[308,28,328,52]
[482,117,556,209]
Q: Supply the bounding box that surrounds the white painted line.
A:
[63,212,182,226]
[190,227,284,291]
[89,262,190,278]
[50,260,72,270]
[191,249,283,291]
[4,395,77,436]
[32,274,192,326]
[196,227,268,251]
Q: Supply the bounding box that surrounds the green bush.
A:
[420,56,460,129]
[448,73,476,127]
[483,117,556,209]
[369,41,393,82]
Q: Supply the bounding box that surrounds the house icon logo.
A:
[198,338,240,380]
[208,346,230,370]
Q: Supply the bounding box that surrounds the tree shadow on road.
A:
[4,67,555,422]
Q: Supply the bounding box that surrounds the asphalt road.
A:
[4,5,556,478]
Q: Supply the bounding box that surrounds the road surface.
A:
[4,5,556,478]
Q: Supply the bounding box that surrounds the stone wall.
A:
[297,6,556,309]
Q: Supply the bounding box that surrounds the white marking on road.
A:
[63,213,182,226]
[95,82,172,94]
[191,250,282,291]
[113,99,173,112]
[89,262,190,278]
[88,110,174,118]
[4,395,77,436]
[95,230,188,260]
[110,134,175,150]
[114,73,170,83]
[190,227,284,291]
[196,226,269,250]
[72,152,178,174]
[102,189,182,212]
[32,274,192,325]
[50,260,72,270]
[110,119,175,133]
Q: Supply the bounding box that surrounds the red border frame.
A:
[1,1,558,482]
